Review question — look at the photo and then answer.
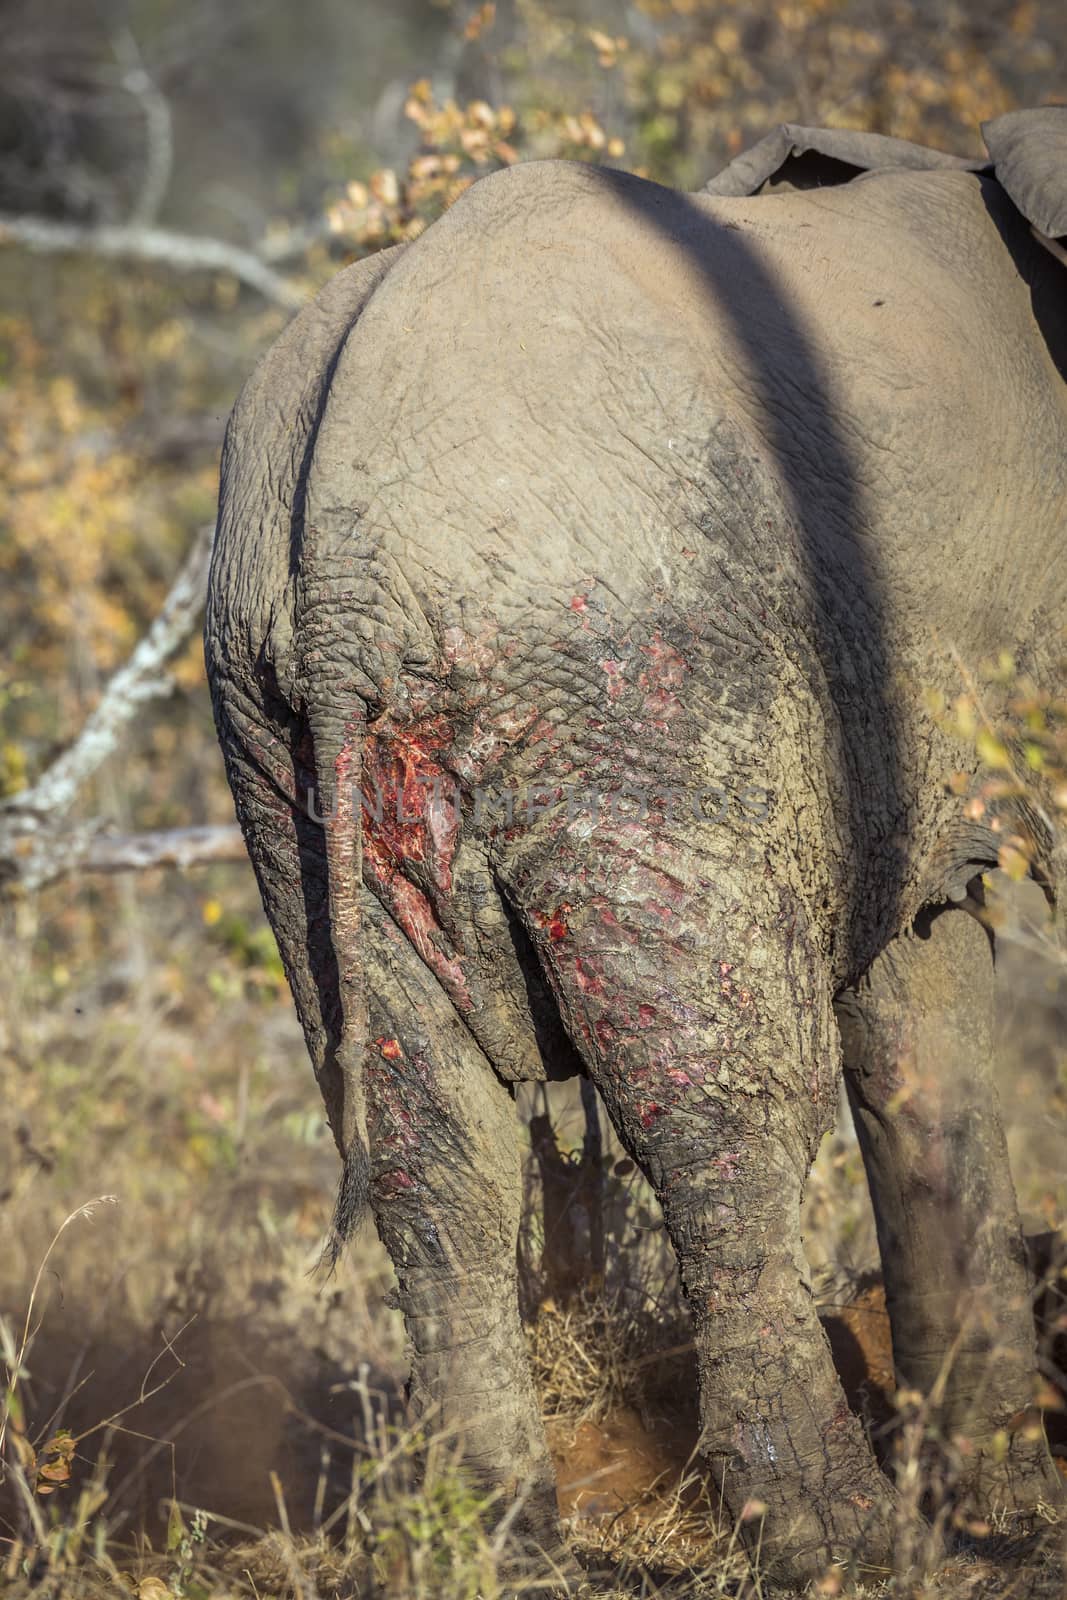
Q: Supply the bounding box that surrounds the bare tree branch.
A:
[0,525,250,895]
[0,213,307,310]
[75,824,247,876]
[113,30,174,225]
[23,524,215,819]
[0,821,248,895]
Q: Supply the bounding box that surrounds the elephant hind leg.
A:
[501,834,897,1584]
[225,741,563,1568]
[837,901,1064,1518]
[359,893,564,1565]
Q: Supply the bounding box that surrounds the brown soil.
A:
[546,1274,962,1533]
[820,1277,896,1437]
[551,1403,702,1526]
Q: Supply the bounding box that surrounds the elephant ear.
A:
[981,107,1067,243]
[702,122,986,197]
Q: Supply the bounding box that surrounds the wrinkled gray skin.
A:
[207,110,1067,1584]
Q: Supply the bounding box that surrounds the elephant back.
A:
[703,109,1067,259]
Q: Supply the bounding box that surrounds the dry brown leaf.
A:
[464,3,495,42]
[137,1580,172,1600]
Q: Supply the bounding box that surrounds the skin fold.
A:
[206,147,1067,1583]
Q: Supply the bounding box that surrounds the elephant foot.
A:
[751,1469,900,1588]
[949,1422,1067,1526]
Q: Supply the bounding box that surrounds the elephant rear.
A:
[208,140,1067,1581]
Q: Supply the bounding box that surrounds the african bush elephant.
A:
[206,108,1067,1581]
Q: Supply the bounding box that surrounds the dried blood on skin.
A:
[366,1045,455,1202]
[441,623,499,678]
[364,712,459,894]
[574,958,604,995]
[358,710,472,1011]
[533,904,571,942]
[639,632,687,686]
[595,627,689,723]
[595,903,639,947]
[453,700,547,781]
[378,1170,416,1194]
[355,629,559,1010]
[599,659,626,701]
[637,633,687,728]
[362,832,472,1010]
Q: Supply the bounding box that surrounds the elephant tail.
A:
[309,698,372,1262]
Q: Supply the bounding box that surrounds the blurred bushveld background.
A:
[1,2,1066,1595]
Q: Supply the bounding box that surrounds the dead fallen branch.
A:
[3,822,247,889]
[0,526,249,894]
[0,213,306,310]
[24,525,214,820]
[82,824,246,873]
